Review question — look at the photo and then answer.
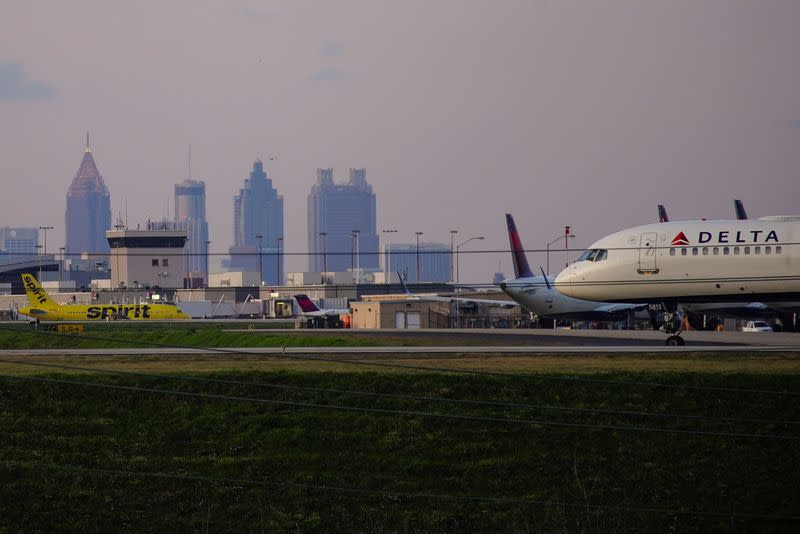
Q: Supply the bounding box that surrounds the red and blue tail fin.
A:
[505,214,534,279]
[294,294,321,313]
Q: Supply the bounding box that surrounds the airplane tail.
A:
[734,199,748,220]
[658,204,669,223]
[505,214,534,279]
[397,272,412,294]
[294,294,321,313]
[21,273,56,309]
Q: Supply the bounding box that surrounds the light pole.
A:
[381,229,397,281]
[351,230,360,284]
[546,226,576,275]
[186,242,191,289]
[454,236,484,327]
[36,245,43,280]
[455,236,484,328]
[456,236,484,287]
[205,241,211,286]
[255,234,263,286]
[39,225,54,279]
[59,247,65,281]
[415,231,424,281]
[276,237,283,285]
[319,232,328,284]
[449,230,458,283]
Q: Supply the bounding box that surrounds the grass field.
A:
[1,354,800,532]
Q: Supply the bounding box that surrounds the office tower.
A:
[307,168,379,274]
[384,242,451,282]
[174,179,209,280]
[229,160,283,284]
[65,135,111,258]
[0,227,38,255]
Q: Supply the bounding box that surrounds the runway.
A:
[1,329,798,357]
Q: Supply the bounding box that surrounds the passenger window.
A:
[152,259,159,266]
[755,246,761,254]
[723,247,730,255]
[713,247,719,255]
[776,246,782,254]
[734,247,740,255]
[702,247,708,255]
[594,249,607,261]
[692,247,698,256]
[765,246,771,255]
[681,248,687,256]
[669,248,675,256]
[744,247,750,255]
[162,258,169,267]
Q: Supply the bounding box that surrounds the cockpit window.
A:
[577,249,598,262]
[594,249,608,261]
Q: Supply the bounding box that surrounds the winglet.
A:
[539,267,552,290]
[505,214,534,279]
[294,294,321,313]
[734,199,748,220]
[21,273,55,308]
[657,204,669,223]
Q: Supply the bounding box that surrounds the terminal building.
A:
[106,224,187,289]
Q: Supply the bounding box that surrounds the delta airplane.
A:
[293,294,350,317]
[18,273,190,321]
[499,214,647,323]
[554,216,800,344]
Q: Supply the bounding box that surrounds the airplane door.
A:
[638,232,659,273]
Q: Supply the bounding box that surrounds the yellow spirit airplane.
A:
[18,273,190,321]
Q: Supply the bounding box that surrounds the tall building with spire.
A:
[65,134,111,259]
[228,160,284,284]
[307,168,379,273]
[174,179,209,281]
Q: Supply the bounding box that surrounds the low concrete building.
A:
[209,271,261,288]
[350,298,451,329]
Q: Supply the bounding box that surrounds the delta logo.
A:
[671,232,690,246]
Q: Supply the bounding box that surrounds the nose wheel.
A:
[660,301,685,346]
[665,335,685,346]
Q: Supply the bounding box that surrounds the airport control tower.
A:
[106,223,187,289]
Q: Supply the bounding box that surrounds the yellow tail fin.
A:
[21,273,56,309]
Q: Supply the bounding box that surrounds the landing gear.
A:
[665,335,685,346]
[660,301,685,346]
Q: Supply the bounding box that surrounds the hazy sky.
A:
[2,1,798,281]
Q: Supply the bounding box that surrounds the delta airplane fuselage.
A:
[555,218,800,303]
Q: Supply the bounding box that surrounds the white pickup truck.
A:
[741,320,773,332]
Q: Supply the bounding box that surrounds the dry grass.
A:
[1,350,799,376]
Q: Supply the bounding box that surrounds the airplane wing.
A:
[595,303,649,313]
[417,294,519,308]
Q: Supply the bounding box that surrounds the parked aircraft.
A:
[499,214,648,324]
[293,294,350,317]
[554,217,800,344]
[17,273,190,321]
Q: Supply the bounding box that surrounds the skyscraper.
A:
[307,168,379,273]
[228,160,284,284]
[174,179,209,280]
[65,135,111,259]
[0,227,38,256]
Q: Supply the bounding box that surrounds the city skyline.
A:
[2,2,799,282]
